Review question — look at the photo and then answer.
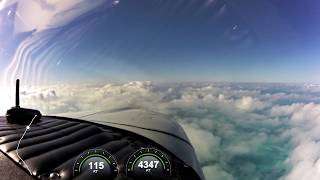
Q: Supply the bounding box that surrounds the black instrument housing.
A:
[6,107,42,125]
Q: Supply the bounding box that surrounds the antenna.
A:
[16,79,20,108]
[6,79,42,124]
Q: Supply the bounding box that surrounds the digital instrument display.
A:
[73,149,118,180]
[126,148,171,179]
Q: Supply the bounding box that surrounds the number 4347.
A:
[138,161,159,169]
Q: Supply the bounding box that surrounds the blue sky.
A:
[1,0,320,85]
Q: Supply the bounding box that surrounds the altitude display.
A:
[73,149,118,179]
[126,148,171,179]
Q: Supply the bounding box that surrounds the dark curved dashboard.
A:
[0,116,201,180]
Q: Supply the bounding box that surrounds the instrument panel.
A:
[73,148,174,180]
[0,116,202,180]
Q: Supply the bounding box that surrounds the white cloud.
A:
[285,141,320,180]
[272,103,320,180]
[203,165,234,180]
[235,96,267,112]
[180,122,221,163]
[270,103,304,117]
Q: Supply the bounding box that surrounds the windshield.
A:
[1,0,320,180]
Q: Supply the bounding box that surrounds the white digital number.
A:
[138,161,159,169]
[89,162,105,170]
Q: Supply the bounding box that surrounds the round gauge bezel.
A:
[126,147,172,178]
[73,149,118,178]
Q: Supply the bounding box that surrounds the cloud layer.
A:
[2,81,320,180]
